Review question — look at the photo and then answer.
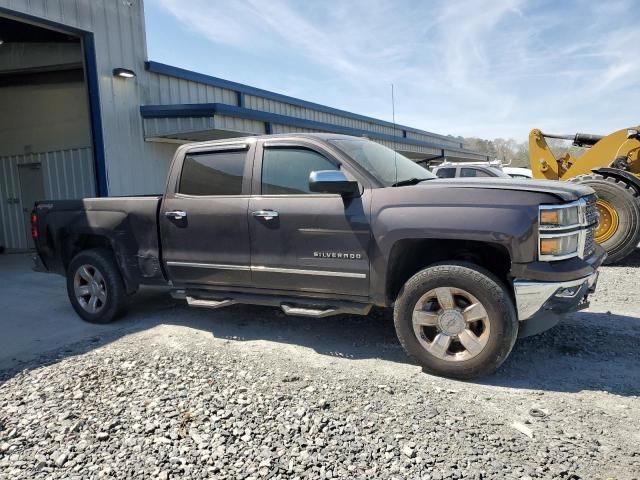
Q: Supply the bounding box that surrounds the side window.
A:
[179,150,247,195]
[436,167,455,178]
[461,167,490,177]
[261,147,339,195]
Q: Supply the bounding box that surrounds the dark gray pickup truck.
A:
[32,133,604,379]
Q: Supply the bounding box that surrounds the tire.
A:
[393,262,518,380]
[66,248,126,324]
[570,174,640,264]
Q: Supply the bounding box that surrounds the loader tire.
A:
[570,173,640,264]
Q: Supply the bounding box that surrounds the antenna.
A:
[391,83,398,185]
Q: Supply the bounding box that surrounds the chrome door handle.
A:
[165,210,187,220]
[252,210,279,220]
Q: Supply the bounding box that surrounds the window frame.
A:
[253,139,363,197]
[174,143,253,198]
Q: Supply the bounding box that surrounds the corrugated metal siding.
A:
[406,131,461,149]
[145,72,237,107]
[0,147,95,249]
[245,94,402,137]
[213,115,265,135]
[375,139,441,156]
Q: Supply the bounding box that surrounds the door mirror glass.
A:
[309,170,359,196]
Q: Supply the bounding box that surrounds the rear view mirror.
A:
[309,170,359,196]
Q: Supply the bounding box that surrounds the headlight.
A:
[539,205,580,228]
[539,232,580,260]
[538,200,589,261]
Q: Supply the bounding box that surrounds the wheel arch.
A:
[384,238,512,305]
[62,232,137,294]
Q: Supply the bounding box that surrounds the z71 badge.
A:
[314,251,362,259]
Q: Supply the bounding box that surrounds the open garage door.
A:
[0,16,96,250]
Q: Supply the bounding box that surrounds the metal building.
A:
[0,0,487,250]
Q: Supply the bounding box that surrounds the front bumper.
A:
[513,271,598,338]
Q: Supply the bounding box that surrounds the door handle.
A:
[252,210,279,220]
[165,210,187,220]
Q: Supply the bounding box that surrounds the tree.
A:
[463,137,530,167]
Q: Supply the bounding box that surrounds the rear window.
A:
[179,150,246,195]
[461,167,491,177]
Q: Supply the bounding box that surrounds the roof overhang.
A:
[140,102,490,163]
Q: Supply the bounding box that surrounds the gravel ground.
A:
[1,252,639,479]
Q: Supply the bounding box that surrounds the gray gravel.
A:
[1,252,639,479]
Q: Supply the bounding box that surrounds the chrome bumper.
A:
[513,272,598,321]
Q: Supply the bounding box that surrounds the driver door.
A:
[248,140,371,297]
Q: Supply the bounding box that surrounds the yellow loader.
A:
[529,127,640,264]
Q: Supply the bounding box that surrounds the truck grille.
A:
[583,226,595,257]
[582,195,598,257]
[584,195,598,226]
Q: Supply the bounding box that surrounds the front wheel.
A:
[394,262,518,380]
[66,248,126,323]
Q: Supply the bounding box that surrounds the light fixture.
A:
[0,38,4,46]
[113,67,136,79]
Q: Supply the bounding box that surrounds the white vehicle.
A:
[503,167,533,179]
[431,160,533,180]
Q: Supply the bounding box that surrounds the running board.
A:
[186,296,236,309]
[281,304,337,318]
[173,289,371,318]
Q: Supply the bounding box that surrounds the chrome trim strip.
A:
[166,261,250,271]
[513,272,598,321]
[252,265,367,279]
[166,261,366,279]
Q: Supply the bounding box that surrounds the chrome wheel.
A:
[412,287,490,362]
[73,264,107,314]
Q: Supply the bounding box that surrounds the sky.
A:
[144,0,640,141]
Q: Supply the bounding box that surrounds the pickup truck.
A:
[32,133,604,379]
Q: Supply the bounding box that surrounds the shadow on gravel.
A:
[485,312,640,396]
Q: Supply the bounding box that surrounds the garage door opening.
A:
[0,15,97,251]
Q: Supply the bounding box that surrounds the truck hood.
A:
[420,178,593,202]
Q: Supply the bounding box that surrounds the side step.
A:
[186,296,236,310]
[172,289,371,318]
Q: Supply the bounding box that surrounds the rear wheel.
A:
[66,248,126,323]
[393,262,518,380]
[570,173,640,264]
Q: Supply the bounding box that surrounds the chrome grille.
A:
[584,196,598,227]
[583,226,595,257]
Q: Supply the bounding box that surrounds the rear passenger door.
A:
[247,140,371,297]
[160,143,254,287]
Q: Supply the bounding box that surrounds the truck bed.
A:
[34,195,166,291]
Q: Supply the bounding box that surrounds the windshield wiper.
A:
[391,177,432,187]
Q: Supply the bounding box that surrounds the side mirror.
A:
[309,170,359,196]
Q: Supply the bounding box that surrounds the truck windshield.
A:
[328,138,435,187]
